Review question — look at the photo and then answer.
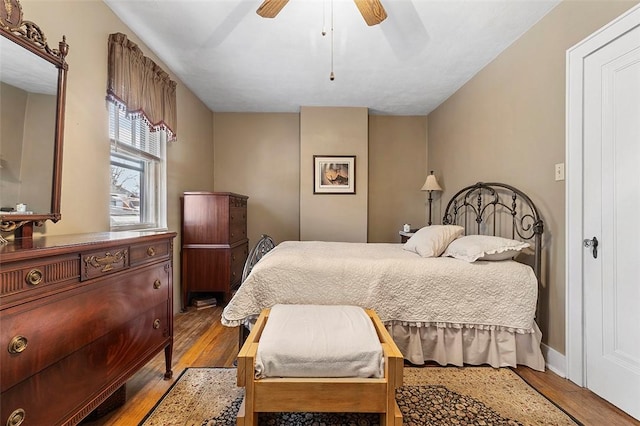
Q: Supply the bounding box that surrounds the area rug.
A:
[139,367,580,426]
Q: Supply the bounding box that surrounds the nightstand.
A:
[399,230,417,243]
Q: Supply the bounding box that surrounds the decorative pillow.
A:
[443,235,530,262]
[403,225,465,258]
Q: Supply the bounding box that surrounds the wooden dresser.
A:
[181,192,248,308]
[0,231,176,426]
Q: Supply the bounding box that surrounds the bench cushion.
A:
[255,304,384,378]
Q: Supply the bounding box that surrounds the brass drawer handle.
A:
[147,247,156,257]
[6,408,25,426]
[153,319,161,329]
[8,336,28,354]
[25,269,43,286]
[153,279,162,289]
[85,250,126,273]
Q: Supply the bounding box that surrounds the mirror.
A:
[0,0,68,239]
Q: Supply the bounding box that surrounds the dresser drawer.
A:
[0,253,80,300]
[81,245,129,281]
[0,262,170,392]
[130,240,171,267]
[230,195,247,209]
[229,206,247,243]
[1,302,170,426]
[230,243,248,285]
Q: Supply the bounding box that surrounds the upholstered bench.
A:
[236,304,403,426]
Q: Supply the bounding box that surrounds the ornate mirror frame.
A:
[0,0,68,239]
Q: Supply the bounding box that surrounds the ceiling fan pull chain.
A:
[330,0,335,81]
[322,0,326,36]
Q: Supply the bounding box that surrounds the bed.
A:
[222,182,546,371]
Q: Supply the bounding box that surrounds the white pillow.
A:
[403,225,465,258]
[443,235,530,262]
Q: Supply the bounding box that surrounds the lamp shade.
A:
[421,171,442,192]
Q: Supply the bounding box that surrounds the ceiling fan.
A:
[256,0,387,26]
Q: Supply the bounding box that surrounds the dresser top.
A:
[182,192,248,199]
[0,231,176,262]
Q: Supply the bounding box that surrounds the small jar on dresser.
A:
[181,192,249,309]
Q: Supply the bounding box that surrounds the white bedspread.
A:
[222,241,539,333]
[255,304,384,378]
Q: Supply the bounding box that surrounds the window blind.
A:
[109,102,162,160]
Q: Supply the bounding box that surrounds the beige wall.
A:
[213,113,300,247]
[212,112,428,246]
[300,107,369,242]
[427,0,639,354]
[20,0,216,314]
[368,115,428,243]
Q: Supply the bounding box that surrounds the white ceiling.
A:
[103,0,560,115]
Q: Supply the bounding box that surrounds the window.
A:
[109,101,166,230]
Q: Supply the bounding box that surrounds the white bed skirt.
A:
[386,321,545,371]
[240,317,546,372]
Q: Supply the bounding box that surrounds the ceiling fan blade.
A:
[256,0,289,19]
[353,0,387,26]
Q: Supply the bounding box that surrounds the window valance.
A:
[107,32,177,141]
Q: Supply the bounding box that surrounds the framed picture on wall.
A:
[313,155,356,194]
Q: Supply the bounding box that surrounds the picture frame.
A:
[313,155,356,194]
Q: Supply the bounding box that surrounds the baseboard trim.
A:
[542,343,566,377]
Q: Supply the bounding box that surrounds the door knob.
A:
[583,237,598,259]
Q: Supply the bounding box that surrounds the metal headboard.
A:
[241,234,276,283]
[442,182,544,282]
[237,234,276,350]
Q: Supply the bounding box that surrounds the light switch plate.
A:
[555,163,565,181]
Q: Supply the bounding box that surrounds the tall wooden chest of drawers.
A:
[0,231,176,426]
[181,192,248,308]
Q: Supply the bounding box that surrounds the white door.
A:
[582,20,640,420]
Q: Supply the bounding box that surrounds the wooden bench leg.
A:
[236,397,258,426]
[380,401,403,426]
[236,398,246,425]
[238,362,258,426]
[383,338,403,426]
[394,400,403,426]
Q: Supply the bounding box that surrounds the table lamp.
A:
[421,171,442,226]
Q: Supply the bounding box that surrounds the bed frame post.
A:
[238,324,250,354]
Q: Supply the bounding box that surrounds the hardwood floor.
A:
[84,307,639,426]
[514,366,639,426]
